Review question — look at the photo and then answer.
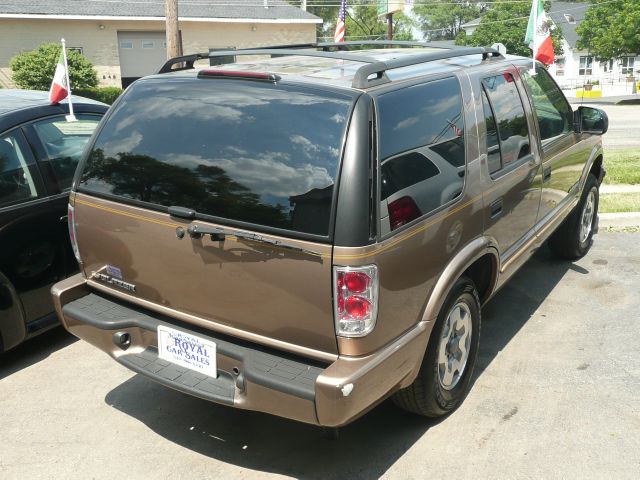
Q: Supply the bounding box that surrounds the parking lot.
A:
[1,232,639,479]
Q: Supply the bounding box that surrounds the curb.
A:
[599,212,640,228]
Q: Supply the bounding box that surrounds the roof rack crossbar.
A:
[316,40,467,50]
[351,47,503,89]
[157,48,378,74]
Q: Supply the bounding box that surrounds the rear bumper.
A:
[52,274,432,427]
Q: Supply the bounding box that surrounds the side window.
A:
[377,77,465,231]
[32,115,101,192]
[482,73,531,174]
[0,132,38,207]
[522,66,572,145]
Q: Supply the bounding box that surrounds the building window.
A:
[603,59,613,73]
[119,41,133,49]
[142,41,155,49]
[555,57,565,76]
[620,57,635,76]
[579,56,593,76]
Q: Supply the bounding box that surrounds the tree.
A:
[414,0,481,41]
[345,6,415,41]
[457,1,563,58]
[10,43,98,91]
[576,0,640,60]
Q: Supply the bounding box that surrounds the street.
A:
[1,232,639,479]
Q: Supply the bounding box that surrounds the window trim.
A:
[578,55,594,76]
[373,74,468,240]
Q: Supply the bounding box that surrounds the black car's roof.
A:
[0,89,108,133]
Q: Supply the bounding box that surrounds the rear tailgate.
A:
[71,75,358,358]
[73,193,337,356]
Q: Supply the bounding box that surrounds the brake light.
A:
[334,265,378,337]
[197,70,280,82]
[388,196,422,231]
[67,203,81,263]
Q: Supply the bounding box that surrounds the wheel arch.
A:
[421,237,499,323]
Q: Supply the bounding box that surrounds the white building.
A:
[461,1,639,95]
[0,0,321,89]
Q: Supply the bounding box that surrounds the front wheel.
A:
[548,173,599,260]
[393,276,481,418]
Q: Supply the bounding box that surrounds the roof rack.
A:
[156,48,378,74]
[157,44,504,89]
[351,47,502,88]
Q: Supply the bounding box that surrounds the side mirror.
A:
[574,106,609,135]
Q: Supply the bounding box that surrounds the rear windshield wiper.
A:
[186,224,322,257]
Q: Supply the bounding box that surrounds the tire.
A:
[393,276,481,418]
[548,173,599,260]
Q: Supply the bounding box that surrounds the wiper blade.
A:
[186,224,322,257]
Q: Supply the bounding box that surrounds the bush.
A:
[10,43,98,91]
[75,87,123,105]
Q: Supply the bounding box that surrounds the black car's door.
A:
[23,113,103,276]
[0,128,58,327]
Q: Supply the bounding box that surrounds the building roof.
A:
[0,0,321,23]
[547,1,588,49]
[461,2,589,49]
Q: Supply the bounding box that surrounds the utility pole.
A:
[165,0,182,59]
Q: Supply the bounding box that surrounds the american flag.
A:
[334,0,346,43]
[447,119,463,137]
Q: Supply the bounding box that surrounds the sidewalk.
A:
[567,94,640,105]
[600,183,640,228]
[600,184,640,194]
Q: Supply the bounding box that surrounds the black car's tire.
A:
[393,276,481,418]
[548,173,599,260]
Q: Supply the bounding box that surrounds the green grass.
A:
[599,192,640,213]
[604,149,640,185]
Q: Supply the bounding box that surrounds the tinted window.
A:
[482,73,531,172]
[0,132,38,207]
[32,115,101,192]
[79,80,355,236]
[521,66,572,145]
[377,78,465,230]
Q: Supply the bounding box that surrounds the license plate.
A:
[157,325,217,378]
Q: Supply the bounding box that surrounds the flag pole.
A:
[531,0,537,74]
[61,38,77,122]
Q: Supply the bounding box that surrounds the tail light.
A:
[334,265,378,337]
[67,203,81,263]
[388,196,422,231]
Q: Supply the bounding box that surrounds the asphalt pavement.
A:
[1,232,639,479]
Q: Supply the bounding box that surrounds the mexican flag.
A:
[49,49,69,104]
[525,0,555,66]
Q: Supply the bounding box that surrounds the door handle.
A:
[543,166,552,182]
[490,198,503,219]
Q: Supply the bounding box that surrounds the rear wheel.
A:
[548,173,599,260]
[393,276,481,417]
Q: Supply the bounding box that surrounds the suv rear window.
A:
[78,79,355,237]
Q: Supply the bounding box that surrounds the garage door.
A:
[117,31,167,87]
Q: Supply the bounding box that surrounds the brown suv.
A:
[52,42,607,427]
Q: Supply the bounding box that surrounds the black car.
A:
[0,89,107,352]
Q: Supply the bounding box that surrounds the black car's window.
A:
[32,115,101,192]
[0,131,38,207]
[377,77,465,231]
[521,66,572,146]
[78,80,354,237]
[482,73,531,174]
